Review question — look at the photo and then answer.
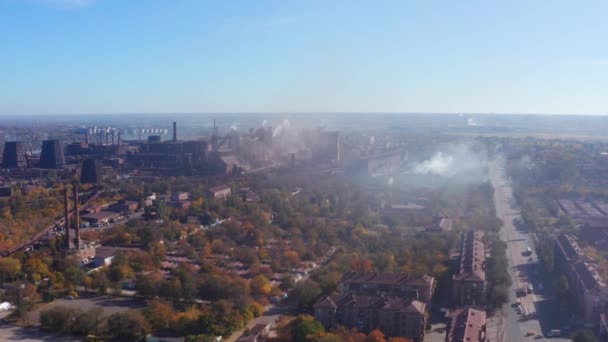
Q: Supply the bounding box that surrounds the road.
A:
[490,160,570,342]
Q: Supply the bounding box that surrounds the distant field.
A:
[451,131,608,141]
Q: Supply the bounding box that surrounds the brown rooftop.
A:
[447,308,486,342]
[208,184,230,193]
[341,272,433,286]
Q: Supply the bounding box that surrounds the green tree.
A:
[293,315,325,342]
[292,279,322,310]
[573,331,598,342]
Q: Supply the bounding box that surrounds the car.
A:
[526,331,535,337]
[548,329,561,337]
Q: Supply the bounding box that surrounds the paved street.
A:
[490,160,570,342]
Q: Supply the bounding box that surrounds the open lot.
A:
[26,295,146,325]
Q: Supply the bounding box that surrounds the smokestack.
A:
[85,130,89,144]
[173,121,177,141]
[117,131,121,146]
[290,153,295,168]
[111,130,115,146]
[73,185,80,250]
[64,186,70,250]
[105,132,109,145]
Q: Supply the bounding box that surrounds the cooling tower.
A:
[1,141,27,168]
[39,140,65,169]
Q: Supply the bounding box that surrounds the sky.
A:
[1,0,607,115]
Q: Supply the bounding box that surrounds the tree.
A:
[74,307,104,335]
[573,331,598,342]
[40,306,77,333]
[250,274,272,296]
[144,299,176,331]
[388,337,412,342]
[105,311,151,342]
[366,329,386,342]
[293,315,325,342]
[292,279,322,309]
[0,257,21,282]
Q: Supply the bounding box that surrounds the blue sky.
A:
[1,0,607,115]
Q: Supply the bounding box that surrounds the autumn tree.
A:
[144,299,176,331]
[105,310,151,342]
[0,257,21,282]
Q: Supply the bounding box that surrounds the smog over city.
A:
[1,1,607,342]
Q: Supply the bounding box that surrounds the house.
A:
[93,247,117,267]
[239,187,261,203]
[425,216,453,232]
[236,322,272,342]
[109,200,139,213]
[207,185,231,200]
[452,230,486,307]
[171,192,190,202]
[446,308,486,342]
[171,200,191,209]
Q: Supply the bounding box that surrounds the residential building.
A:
[446,308,486,342]
[314,293,426,342]
[340,272,434,303]
[425,216,453,233]
[207,184,231,200]
[314,272,434,342]
[93,247,117,267]
[452,230,486,307]
[554,233,608,325]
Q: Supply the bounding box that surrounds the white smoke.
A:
[262,120,268,128]
[273,119,291,137]
[230,124,238,131]
[411,143,488,178]
[413,152,455,176]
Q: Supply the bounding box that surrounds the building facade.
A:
[314,272,434,342]
[452,230,486,307]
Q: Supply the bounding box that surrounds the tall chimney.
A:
[85,129,89,144]
[111,130,115,146]
[73,185,80,250]
[117,131,121,146]
[105,132,109,145]
[64,186,70,250]
[173,121,177,141]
